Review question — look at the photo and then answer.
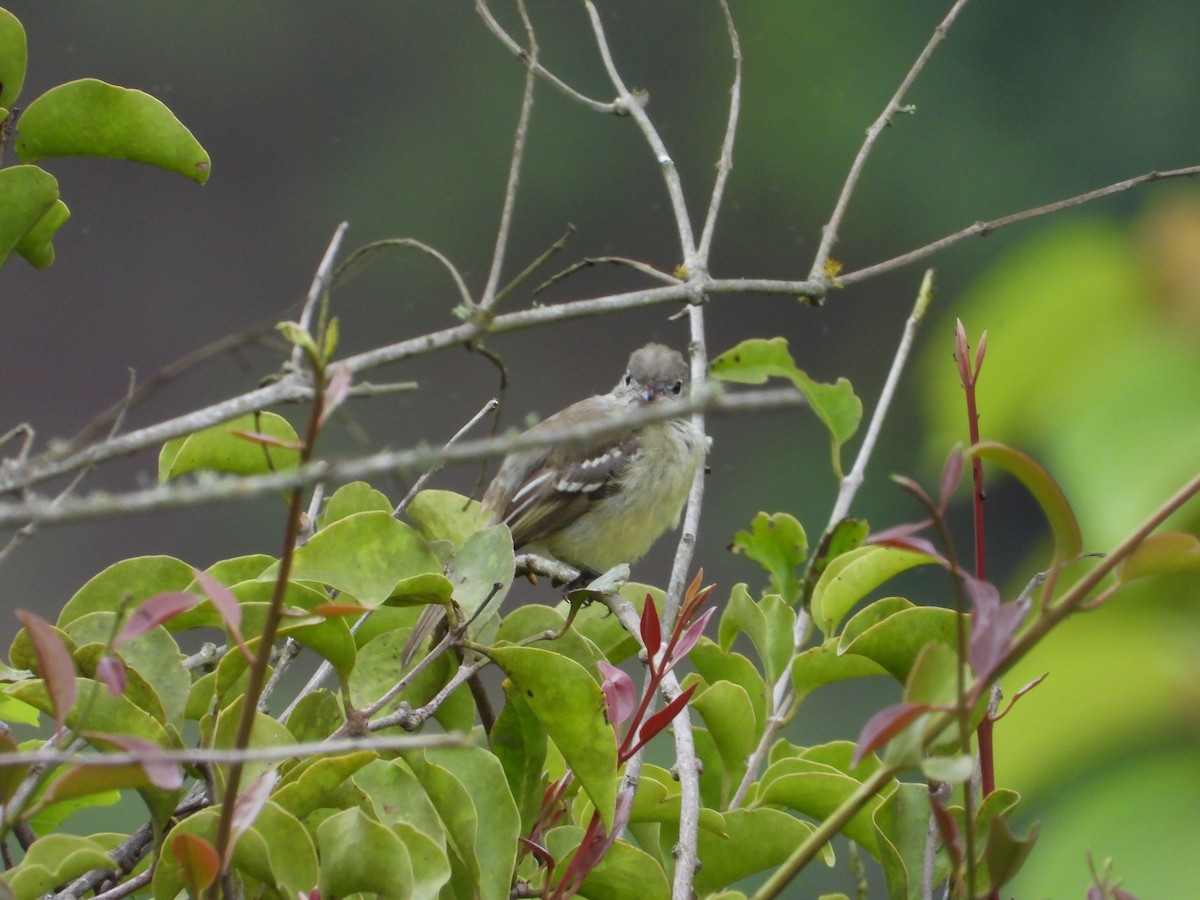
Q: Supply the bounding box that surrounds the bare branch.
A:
[475,0,619,113]
[809,0,973,282]
[696,0,743,265]
[479,0,538,313]
[292,221,349,371]
[839,163,1200,287]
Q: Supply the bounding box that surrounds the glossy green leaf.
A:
[283,688,342,744]
[318,807,413,900]
[729,512,808,604]
[489,645,618,830]
[63,611,188,725]
[983,813,1039,894]
[402,751,490,900]
[968,441,1082,562]
[1116,531,1200,583]
[357,759,448,853]
[496,604,606,678]
[211,696,295,792]
[692,680,756,797]
[319,481,392,528]
[392,820,453,900]
[710,337,862,477]
[688,638,767,737]
[839,606,959,684]
[15,198,69,269]
[757,757,886,855]
[8,677,169,746]
[6,834,114,900]
[547,829,670,900]
[0,165,59,269]
[692,808,828,895]
[0,8,27,109]
[558,582,656,662]
[16,78,210,183]
[406,489,493,548]
[812,545,940,637]
[719,584,796,687]
[270,510,440,607]
[159,412,298,481]
[225,580,355,680]
[874,781,942,900]
[446,523,514,644]
[34,763,151,813]
[57,556,194,628]
[903,640,959,708]
[791,640,889,704]
[71,644,165,723]
[422,747,518,900]
[273,751,376,820]
[921,753,973,784]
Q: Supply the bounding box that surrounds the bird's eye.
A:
[671,380,683,395]
[624,373,633,386]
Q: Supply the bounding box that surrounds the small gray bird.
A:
[482,343,710,576]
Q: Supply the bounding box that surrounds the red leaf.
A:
[192,568,254,663]
[852,702,931,768]
[938,445,964,511]
[629,684,696,758]
[229,430,304,450]
[974,330,988,377]
[666,606,714,669]
[954,318,972,386]
[90,733,183,789]
[313,602,369,617]
[597,661,636,732]
[114,592,199,647]
[319,362,353,427]
[170,832,221,896]
[891,474,935,510]
[966,576,1029,679]
[95,654,127,697]
[640,595,661,664]
[15,610,77,732]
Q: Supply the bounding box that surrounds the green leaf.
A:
[811,545,940,637]
[719,584,796,688]
[968,441,1082,563]
[557,582,657,662]
[63,611,189,726]
[547,829,670,900]
[710,337,862,477]
[15,198,69,269]
[211,696,294,792]
[692,808,828,895]
[392,820,454,900]
[1116,531,1200,583]
[273,751,376,820]
[283,689,343,744]
[57,556,195,629]
[319,481,393,529]
[422,747,518,900]
[921,754,973,784]
[0,165,59,269]
[688,638,767,739]
[406,489,493,548]
[16,78,210,183]
[159,412,299,481]
[757,757,887,855]
[318,807,413,900]
[0,8,27,109]
[730,512,808,604]
[982,814,1040,893]
[489,685,549,833]
[356,759,448,853]
[791,639,889,704]
[874,781,943,900]
[6,834,114,900]
[495,605,606,677]
[270,510,441,607]
[839,605,959,684]
[692,680,756,800]
[446,524,514,644]
[489,646,619,830]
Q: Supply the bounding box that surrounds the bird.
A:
[481,342,710,577]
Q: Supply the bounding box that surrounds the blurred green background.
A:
[2,2,1198,896]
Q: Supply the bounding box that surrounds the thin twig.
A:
[479,0,537,313]
[584,0,698,265]
[536,255,682,294]
[696,0,743,266]
[828,269,934,524]
[809,0,973,282]
[291,222,349,372]
[0,388,802,530]
[475,0,618,113]
[839,163,1200,288]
